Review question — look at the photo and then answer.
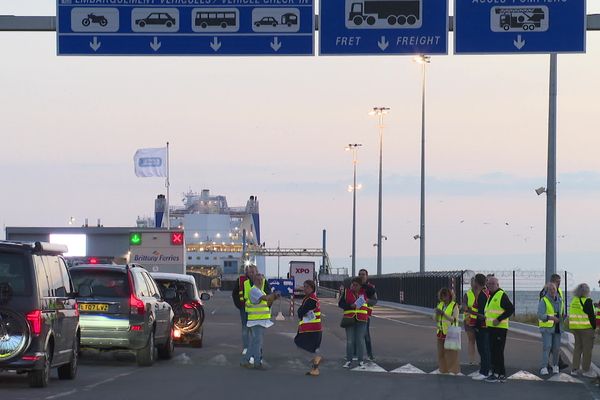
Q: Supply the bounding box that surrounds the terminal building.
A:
[5,189,266,285]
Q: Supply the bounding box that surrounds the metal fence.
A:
[318,269,597,316]
[319,271,469,309]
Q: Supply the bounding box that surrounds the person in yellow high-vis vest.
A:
[537,282,565,376]
[434,287,460,374]
[461,277,478,365]
[538,273,568,371]
[240,273,280,370]
[484,277,514,383]
[569,283,597,378]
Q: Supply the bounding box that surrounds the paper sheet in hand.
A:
[303,310,316,323]
[354,297,366,309]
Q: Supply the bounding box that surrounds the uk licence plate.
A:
[79,303,109,312]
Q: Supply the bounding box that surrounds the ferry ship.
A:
[138,189,265,287]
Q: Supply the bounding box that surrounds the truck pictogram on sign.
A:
[345,0,422,29]
[491,6,549,33]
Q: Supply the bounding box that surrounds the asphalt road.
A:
[1,292,598,400]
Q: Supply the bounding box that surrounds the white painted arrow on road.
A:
[210,37,221,52]
[270,37,281,52]
[378,36,389,51]
[150,36,161,51]
[89,36,101,52]
[514,34,526,50]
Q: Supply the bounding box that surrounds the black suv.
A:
[69,264,174,366]
[151,273,210,347]
[0,241,79,388]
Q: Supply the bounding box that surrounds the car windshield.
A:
[0,252,32,296]
[71,269,129,298]
[155,280,196,302]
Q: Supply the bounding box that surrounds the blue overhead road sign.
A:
[454,0,586,54]
[319,0,448,55]
[57,0,314,56]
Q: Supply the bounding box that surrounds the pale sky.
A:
[1,1,600,286]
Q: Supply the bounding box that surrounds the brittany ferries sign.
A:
[129,230,185,274]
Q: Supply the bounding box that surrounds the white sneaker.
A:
[472,373,487,381]
[552,366,560,374]
[540,367,549,376]
[352,357,358,361]
[342,361,352,369]
[583,370,598,378]
[241,348,247,355]
[357,361,367,370]
[249,357,254,364]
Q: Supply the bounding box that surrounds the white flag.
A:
[134,147,167,177]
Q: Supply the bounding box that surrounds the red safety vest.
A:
[343,288,369,322]
[298,293,322,333]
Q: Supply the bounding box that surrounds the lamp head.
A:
[535,187,547,196]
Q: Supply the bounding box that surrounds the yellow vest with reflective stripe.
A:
[485,290,509,329]
[569,296,593,330]
[245,281,271,321]
[539,296,564,328]
[464,290,476,323]
[437,301,457,335]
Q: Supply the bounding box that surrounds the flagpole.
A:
[166,141,170,229]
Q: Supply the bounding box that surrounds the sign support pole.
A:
[166,141,170,230]
[545,54,558,283]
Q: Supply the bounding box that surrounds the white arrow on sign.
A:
[378,36,389,51]
[270,37,282,52]
[513,34,526,50]
[150,36,161,52]
[210,37,221,52]
[89,36,101,52]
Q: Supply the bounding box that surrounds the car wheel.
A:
[166,21,172,27]
[406,15,417,25]
[201,22,208,29]
[157,328,174,360]
[254,22,260,27]
[366,16,376,25]
[57,337,78,380]
[272,23,277,27]
[221,22,227,29]
[139,21,146,27]
[28,347,51,388]
[387,16,397,25]
[353,16,363,25]
[82,18,90,27]
[136,331,155,367]
[100,19,107,27]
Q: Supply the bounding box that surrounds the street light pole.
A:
[369,107,390,276]
[545,53,558,282]
[415,55,430,274]
[346,144,362,277]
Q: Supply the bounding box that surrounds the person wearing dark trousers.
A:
[358,269,377,361]
[471,273,491,381]
[484,277,514,383]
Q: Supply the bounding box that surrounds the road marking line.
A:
[351,362,387,373]
[372,315,433,329]
[507,370,543,381]
[46,389,78,399]
[84,371,136,390]
[390,363,426,374]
